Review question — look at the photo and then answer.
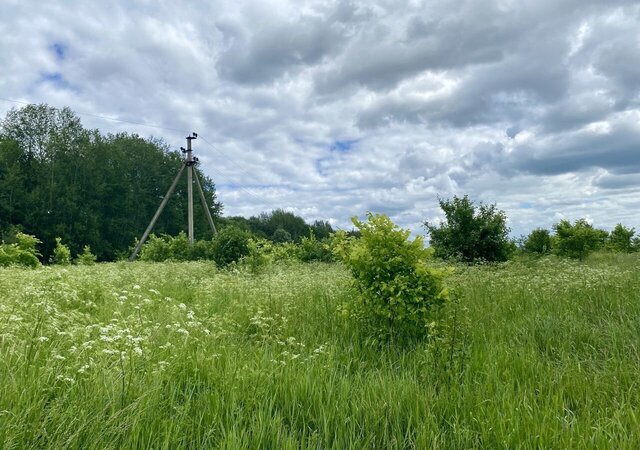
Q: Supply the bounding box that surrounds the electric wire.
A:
[197,135,283,205]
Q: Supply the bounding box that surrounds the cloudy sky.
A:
[1,0,639,236]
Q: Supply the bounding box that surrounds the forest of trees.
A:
[0,104,336,262]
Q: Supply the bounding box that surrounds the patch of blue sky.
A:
[52,42,67,61]
[330,139,358,152]
[39,72,77,92]
[315,156,331,177]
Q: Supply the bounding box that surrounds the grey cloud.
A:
[509,118,640,175]
[2,0,640,236]
[215,7,353,85]
[593,172,640,190]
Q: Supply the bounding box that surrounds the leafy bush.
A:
[138,234,172,262]
[272,228,292,243]
[0,232,42,268]
[242,239,300,272]
[243,239,275,273]
[297,232,333,262]
[523,228,552,255]
[606,224,636,253]
[553,219,608,260]
[138,232,214,262]
[76,245,97,265]
[211,226,251,266]
[333,213,448,342]
[50,237,72,265]
[425,195,513,262]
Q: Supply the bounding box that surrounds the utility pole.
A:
[185,134,196,245]
[129,132,218,261]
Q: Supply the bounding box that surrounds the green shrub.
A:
[606,224,636,253]
[243,239,275,273]
[167,232,192,261]
[191,238,215,260]
[212,226,251,266]
[138,232,213,262]
[242,238,300,272]
[298,232,333,262]
[333,213,448,342]
[50,237,72,265]
[0,232,42,268]
[138,234,171,262]
[523,228,552,255]
[272,228,292,243]
[76,245,97,265]
[553,219,608,260]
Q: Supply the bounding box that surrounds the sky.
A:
[1,0,639,237]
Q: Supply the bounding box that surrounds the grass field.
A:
[1,255,639,449]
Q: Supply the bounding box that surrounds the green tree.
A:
[523,228,552,255]
[553,219,607,259]
[248,209,309,242]
[76,245,97,265]
[425,195,513,262]
[606,224,635,253]
[310,220,334,240]
[272,227,292,243]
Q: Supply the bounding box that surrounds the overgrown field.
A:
[1,256,639,449]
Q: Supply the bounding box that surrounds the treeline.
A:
[0,104,340,264]
[219,209,334,242]
[0,104,221,261]
[2,104,638,268]
[426,195,639,262]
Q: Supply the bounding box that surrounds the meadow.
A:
[1,255,639,449]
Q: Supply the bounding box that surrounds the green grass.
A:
[1,255,639,449]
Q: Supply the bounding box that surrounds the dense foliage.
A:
[425,195,513,262]
[523,228,552,255]
[607,223,636,253]
[0,232,41,267]
[553,219,608,259]
[220,210,334,243]
[0,104,222,261]
[334,213,448,341]
[210,226,252,266]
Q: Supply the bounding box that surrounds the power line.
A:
[205,164,283,210]
[198,135,287,207]
[198,135,265,184]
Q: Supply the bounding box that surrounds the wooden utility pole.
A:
[129,132,218,261]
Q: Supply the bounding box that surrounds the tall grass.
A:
[1,255,639,448]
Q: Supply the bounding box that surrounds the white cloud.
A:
[1,0,640,236]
